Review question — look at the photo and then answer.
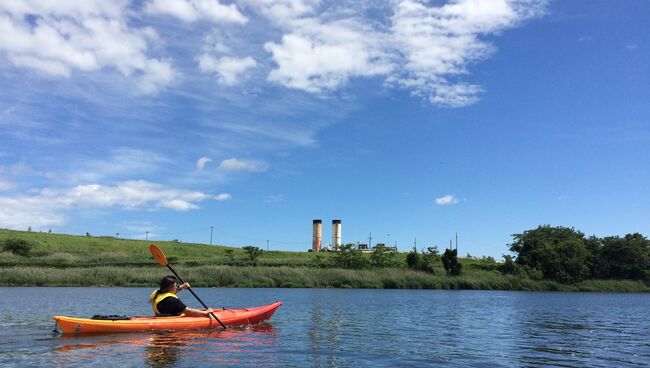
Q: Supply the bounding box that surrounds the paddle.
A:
[149,243,227,329]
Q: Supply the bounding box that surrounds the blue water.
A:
[1,288,649,367]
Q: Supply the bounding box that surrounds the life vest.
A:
[150,290,185,316]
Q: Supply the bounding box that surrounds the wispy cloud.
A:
[196,156,212,170]
[435,194,459,206]
[66,148,170,183]
[0,180,218,230]
[390,0,546,107]
[197,54,257,85]
[215,193,231,201]
[217,158,268,172]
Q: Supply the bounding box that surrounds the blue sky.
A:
[0,0,648,258]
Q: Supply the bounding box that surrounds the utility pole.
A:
[210,226,213,245]
[414,237,417,249]
[368,232,373,248]
[266,239,269,251]
[145,231,149,241]
[449,239,452,250]
[455,232,458,251]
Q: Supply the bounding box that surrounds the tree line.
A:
[505,225,650,283]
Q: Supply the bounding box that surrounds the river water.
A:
[0,287,649,367]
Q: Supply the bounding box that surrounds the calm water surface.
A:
[0,288,649,367]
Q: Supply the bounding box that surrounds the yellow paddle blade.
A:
[149,244,168,267]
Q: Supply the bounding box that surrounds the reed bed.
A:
[3,266,649,292]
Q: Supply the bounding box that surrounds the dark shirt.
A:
[157,296,187,316]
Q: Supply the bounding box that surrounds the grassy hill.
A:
[0,229,315,268]
[1,229,649,292]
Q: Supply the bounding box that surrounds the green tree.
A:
[509,225,589,282]
[406,246,421,270]
[370,244,397,268]
[418,246,439,273]
[3,238,32,256]
[536,239,588,282]
[242,246,263,266]
[333,244,368,269]
[441,248,461,276]
[584,235,602,277]
[596,233,650,280]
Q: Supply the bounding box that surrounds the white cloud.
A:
[214,193,231,201]
[63,180,212,210]
[0,180,216,230]
[264,17,392,93]
[217,158,267,172]
[197,54,257,86]
[196,156,212,170]
[435,194,459,206]
[0,0,175,94]
[145,0,248,24]
[390,0,546,107]
[257,0,545,104]
[242,0,319,25]
[0,195,67,229]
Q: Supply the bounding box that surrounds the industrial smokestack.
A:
[332,219,341,251]
[312,219,322,252]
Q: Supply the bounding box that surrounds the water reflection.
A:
[145,332,183,368]
[53,324,277,367]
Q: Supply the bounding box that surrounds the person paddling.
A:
[150,276,214,317]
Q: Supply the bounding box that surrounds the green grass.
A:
[1,229,649,291]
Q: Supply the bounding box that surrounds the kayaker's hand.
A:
[205,308,214,316]
[179,282,190,290]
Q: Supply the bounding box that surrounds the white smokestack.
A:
[332,219,341,251]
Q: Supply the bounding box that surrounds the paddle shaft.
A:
[165,264,227,329]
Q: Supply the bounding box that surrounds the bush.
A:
[441,248,462,276]
[406,246,420,270]
[242,246,263,266]
[309,254,331,268]
[332,244,368,269]
[3,239,33,256]
[370,244,397,268]
[499,255,517,275]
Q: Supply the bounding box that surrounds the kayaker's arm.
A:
[183,307,214,317]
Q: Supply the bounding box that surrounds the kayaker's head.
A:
[159,275,178,293]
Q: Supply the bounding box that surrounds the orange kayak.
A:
[53,301,282,334]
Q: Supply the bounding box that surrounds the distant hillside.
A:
[0,229,314,268]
